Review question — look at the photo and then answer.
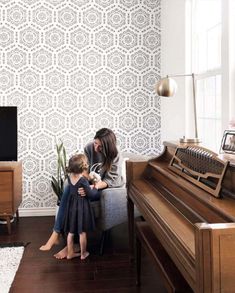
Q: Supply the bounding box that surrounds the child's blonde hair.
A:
[67,154,89,174]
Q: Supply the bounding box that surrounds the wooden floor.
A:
[0,216,166,293]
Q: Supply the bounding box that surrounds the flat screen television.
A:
[0,106,17,161]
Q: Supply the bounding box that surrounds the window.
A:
[191,0,222,151]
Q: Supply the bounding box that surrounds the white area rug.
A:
[0,246,24,293]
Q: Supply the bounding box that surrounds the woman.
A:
[40,128,124,258]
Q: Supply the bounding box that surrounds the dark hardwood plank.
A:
[0,216,166,293]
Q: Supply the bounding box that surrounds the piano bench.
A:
[135,221,192,293]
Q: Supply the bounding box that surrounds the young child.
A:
[63,153,99,260]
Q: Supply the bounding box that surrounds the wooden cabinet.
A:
[0,161,22,234]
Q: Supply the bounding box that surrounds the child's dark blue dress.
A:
[63,176,97,234]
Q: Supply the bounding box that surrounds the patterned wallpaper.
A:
[0,0,161,209]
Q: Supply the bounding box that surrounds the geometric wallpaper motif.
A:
[0,0,161,209]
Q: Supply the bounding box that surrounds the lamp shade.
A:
[155,77,177,97]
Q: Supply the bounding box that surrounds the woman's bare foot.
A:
[39,231,60,251]
[67,252,81,260]
[81,251,89,260]
[54,246,68,259]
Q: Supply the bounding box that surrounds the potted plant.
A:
[51,141,68,206]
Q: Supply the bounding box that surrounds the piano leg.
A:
[136,235,141,286]
[127,195,134,259]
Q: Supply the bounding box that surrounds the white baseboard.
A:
[18,207,56,217]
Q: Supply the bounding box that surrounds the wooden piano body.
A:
[127,141,235,293]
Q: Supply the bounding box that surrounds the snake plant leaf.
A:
[51,141,68,203]
[51,176,60,198]
[57,142,63,153]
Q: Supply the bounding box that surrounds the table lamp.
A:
[155,73,201,143]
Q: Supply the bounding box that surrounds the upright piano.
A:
[126,141,235,293]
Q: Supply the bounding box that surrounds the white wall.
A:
[161,0,187,143]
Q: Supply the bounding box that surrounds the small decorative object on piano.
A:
[220,130,235,154]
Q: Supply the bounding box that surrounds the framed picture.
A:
[220,130,235,154]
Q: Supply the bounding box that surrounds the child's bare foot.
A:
[54,246,68,259]
[67,252,81,260]
[81,251,89,260]
[39,231,60,251]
